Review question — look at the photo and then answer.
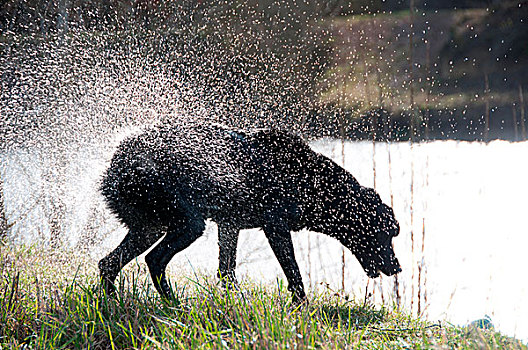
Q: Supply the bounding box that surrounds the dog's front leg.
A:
[217,222,239,287]
[263,220,306,304]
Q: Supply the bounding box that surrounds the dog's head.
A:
[333,186,402,278]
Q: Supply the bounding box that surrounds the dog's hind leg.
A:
[217,222,239,287]
[99,224,164,294]
[145,215,206,298]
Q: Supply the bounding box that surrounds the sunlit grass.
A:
[1,244,526,349]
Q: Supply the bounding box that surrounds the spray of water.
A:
[0,17,320,245]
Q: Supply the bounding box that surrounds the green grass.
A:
[1,244,526,349]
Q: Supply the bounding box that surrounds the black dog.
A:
[99,122,401,302]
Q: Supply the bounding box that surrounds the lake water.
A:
[2,138,527,342]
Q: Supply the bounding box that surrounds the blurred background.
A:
[2,0,527,142]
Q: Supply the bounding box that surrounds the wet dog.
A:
[99,122,401,302]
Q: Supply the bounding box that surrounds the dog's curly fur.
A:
[99,122,401,302]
